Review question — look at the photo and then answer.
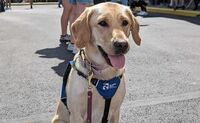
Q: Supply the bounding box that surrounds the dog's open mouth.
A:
[98,46,125,69]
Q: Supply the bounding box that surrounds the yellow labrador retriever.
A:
[52,2,141,123]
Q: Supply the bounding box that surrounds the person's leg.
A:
[69,4,76,31]
[131,1,140,13]
[121,0,128,5]
[173,0,178,9]
[138,0,147,11]
[58,0,62,8]
[130,1,137,10]
[169,0,173,7]
[93,0,105,4]
[68,4,76,44]
[69,0,89,53]
[140,4,147,11]
[5,0,8,9]
[8,0,10,8]
[63,0,77,51]
[197,0,200,9]
[5,0,11,9]
[0,0,5,11]
[30,0,33,9]
[193,0,199,10]
[69,2,89,43]
[179,0,185,9]
[137,0,148,16]
[75,3,89,19]
[111,0,118,3]
[60,0,73,42]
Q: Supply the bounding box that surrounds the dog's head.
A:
[71,2,141,69]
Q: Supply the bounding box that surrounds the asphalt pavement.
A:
[0,5,200,123]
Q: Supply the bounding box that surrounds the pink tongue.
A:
[108,55,125,69]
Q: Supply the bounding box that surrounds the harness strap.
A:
[101,98,111,123]
[61,59,122,123]
[76,70,122,123]
[61,62,72,109]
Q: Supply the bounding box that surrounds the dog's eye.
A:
[122,20,129,26]
[98,21,109,27]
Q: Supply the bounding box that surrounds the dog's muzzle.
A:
[98,45,127,69]
[113,40,129,54]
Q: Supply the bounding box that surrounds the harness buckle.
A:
[87,70,93,89]
[87,59,93,89]
[80,49,86,61]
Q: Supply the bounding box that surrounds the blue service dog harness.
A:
[60,51,122,123]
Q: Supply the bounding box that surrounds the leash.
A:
[78,49,94,123]
[80,49,94,123]
[87,69,93,123]
[79,49,121,123]
[86,63,113,123]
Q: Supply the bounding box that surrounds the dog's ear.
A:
[126,10,141,46]
[71,8,93,48]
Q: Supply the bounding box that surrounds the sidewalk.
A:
[10,2,200,17]
[0,5,200,123]
[147,6,200,17]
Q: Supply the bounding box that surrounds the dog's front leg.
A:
[70,112,85,123]
[51,101,70,123]
[110,109,120,123]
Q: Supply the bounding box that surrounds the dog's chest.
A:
[67,69,126,122]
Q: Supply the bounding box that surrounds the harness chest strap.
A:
[61,61,122,123]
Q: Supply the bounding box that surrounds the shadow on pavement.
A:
[35,43,74,77]
[138,13,200,25]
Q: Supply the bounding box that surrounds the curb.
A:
[11,2,57,6]
[10,2,200,17]
[147,6,200,17]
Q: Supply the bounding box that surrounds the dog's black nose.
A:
[113,41,129,54]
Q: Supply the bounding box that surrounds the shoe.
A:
[60,34,70,43]
[193,6,197,10]
[67,42,74,51]
[58,4,61,8]
[168,5,172,8]
[72,46,78,54]
[173,6,177,10]
[137,11,148,16]
[182,6,185,10]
